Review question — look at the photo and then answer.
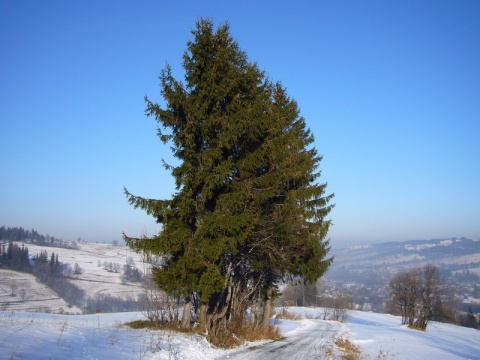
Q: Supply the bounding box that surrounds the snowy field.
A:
[25,242,146,300]
[1,308,479,359]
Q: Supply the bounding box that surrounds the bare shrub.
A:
[141,254,180,326]
[322,306,332,320]
[318,292,354,322]
[332,293,354,322]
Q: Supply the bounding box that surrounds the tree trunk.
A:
[250,295,257,329]
[180,296,192,329]
[198,303,209,334]
[262,287,273,332]
[229,281,239,322]
[407,300,416,327]
[210,284,233,333]
[414,312,428,330]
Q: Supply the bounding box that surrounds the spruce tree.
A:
[124,19,334,337]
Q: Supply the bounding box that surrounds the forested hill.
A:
[0,225,79,248]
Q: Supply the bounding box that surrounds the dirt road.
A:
[217,319,341,360]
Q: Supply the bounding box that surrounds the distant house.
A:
[28,255,36,266]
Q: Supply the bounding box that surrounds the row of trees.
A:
[0,226,47,242]
[124,19,334,342]
[0,241,31,271]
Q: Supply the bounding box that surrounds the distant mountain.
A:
[329,237,480,276]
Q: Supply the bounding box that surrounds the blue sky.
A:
[1,1,479,246]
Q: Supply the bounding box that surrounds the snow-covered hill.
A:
[26,242,146,299]
[1,242,146,313]
[1,308,479,359]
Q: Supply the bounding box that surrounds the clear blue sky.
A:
[1,1,479,246]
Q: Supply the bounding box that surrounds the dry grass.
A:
[245,323,282,342]
[125,320,161,329]
[208,318,282,349]
[275,307,304,321]
[208,327,244,348]
[335,337,361,360]
[127,318,282,349]
[125,320,190,333]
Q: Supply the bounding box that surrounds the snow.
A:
[343,311,480,360]
[1,308,479,359]
[0,311,222,360]
[349,245,372,250]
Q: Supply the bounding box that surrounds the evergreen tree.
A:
[49,252,56,274]
[124,19,334,338]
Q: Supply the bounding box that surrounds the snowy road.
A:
[217,319,341,360]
